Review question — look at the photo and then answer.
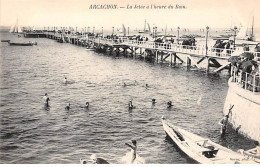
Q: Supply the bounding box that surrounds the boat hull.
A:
[9,42,34,46]
[1,40,10,42]
[161,117,257,164]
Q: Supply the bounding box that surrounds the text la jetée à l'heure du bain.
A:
[89,4,186,9]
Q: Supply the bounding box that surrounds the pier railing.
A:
[90,37,260,58]
[232,72,260,93]
[43,32,260,60]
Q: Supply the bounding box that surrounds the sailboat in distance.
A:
[9,18,22,33]
[122,24,126,36]
[138,19,151,34]
[236,16,255,42]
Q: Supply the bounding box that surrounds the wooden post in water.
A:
[124,47,128,57]
[156,51,158,63]
[116,47,119,57]
[174,53,177,64]
[144,49,146,60]
[134,47,136,59]
[170,53,172,66]
[47,27,49,38]
[187,56,191,67]
[109,47,112,55]
[206,57,210,72]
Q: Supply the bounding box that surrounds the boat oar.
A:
[227,104,234,119]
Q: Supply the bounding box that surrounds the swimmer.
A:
[134,80,138,86]
[64,77,68,84]
[43,93,50,106]
[123,82,127,87]
[128,100,134,109]
[125,140,137,164]
[152,99,156,105]
[65,103,70,110]
[167,101,173,108]
[85,102,89,109]
[145,84,149,88]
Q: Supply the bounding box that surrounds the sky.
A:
[0,0,259,30]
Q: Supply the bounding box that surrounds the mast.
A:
[165,24,167,36]
[251,16,254,41]
[147,23,150,32]
[122,24,126,36]
[15,18,18,33]
[144,19,146,31]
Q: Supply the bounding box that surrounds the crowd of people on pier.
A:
[102,33,198,50]
[212,39,233,56]
[230,44,260,92]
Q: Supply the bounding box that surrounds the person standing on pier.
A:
[43,93,50,107]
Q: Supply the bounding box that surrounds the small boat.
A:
[8,41,37,46]
[138,19,151,34]
[1,40,10,42]
[161,116,257,164]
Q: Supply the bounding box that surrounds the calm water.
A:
[0,32,256,164]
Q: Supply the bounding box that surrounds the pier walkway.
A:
[25,31,260,73]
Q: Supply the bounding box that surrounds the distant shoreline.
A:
[0,26,10,32]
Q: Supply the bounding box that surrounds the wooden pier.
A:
[24,31,260,73]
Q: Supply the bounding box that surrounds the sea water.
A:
[0,32,257,164]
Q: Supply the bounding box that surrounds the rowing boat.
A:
[8,41,37,46]
[1,40,10,42]
[161,116,257,164]
[9,42,33,46]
